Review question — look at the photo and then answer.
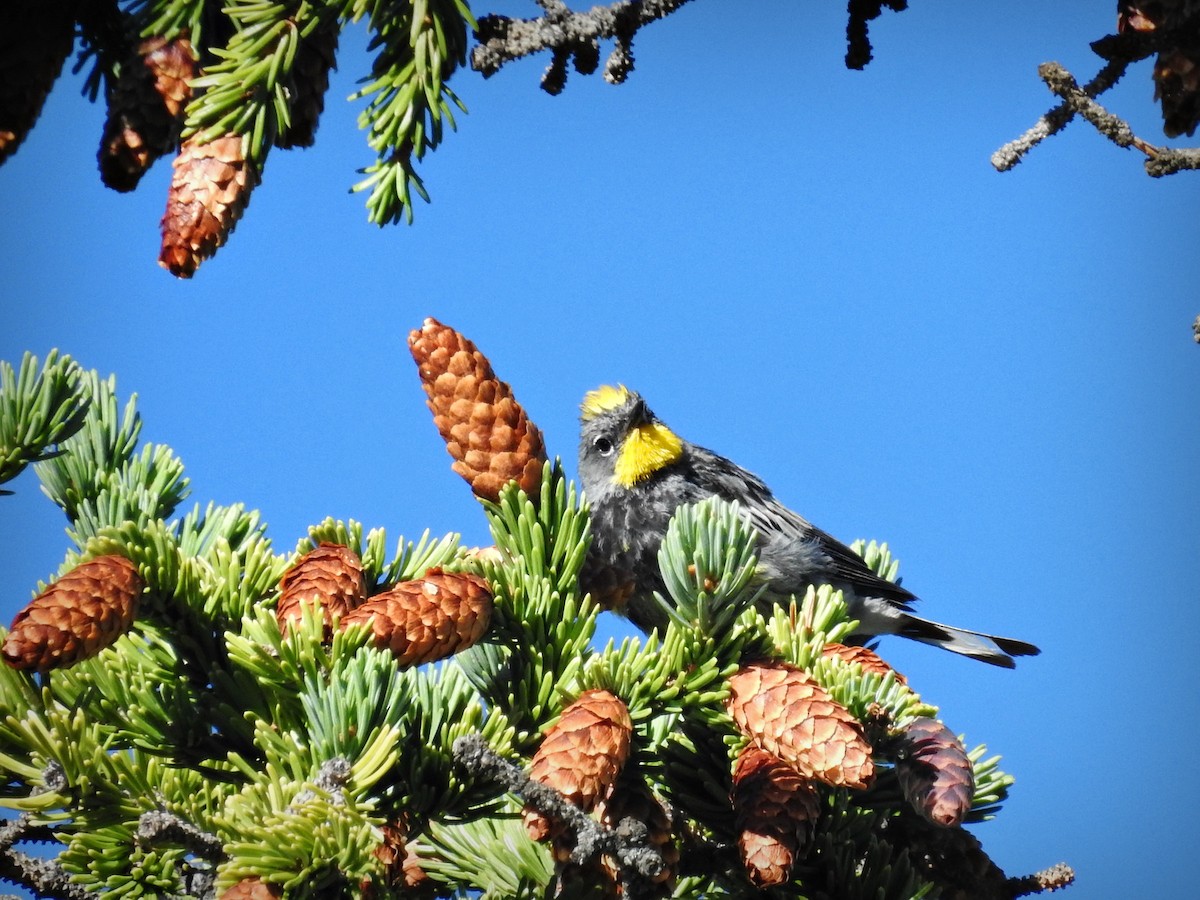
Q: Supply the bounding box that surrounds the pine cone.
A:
[3,555,143,672]
[0,0,76,164]
[731,746,821,888]
[596,768,678,889]
[894,717,974,828]
[524,689,633,842]
[275,21,338,149]
[408,317,547,503]
[1118,1,1200,136]
[159,134,259,278]
[276,542,367,633]
[218,878,283,900]
[821,642,907,685]
[727,661,874,790]
[100,35,196,191]
[339,568,492,666]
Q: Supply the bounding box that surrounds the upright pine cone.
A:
[276,543,367,633]
[100,35,196,191]
[731,746,821,889]
[894,717,974,828]
[0,0,76,164]
[275,21,339,149]
[727,661,874,790]
[524,689,633,844]
[3,555,144,673]
[821,642,907,685]
[218,878,282,900]
[159,134,259,278]
[340,568,492,666]
[408,318,547,503]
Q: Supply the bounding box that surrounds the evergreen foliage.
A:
[0,350,1062,898]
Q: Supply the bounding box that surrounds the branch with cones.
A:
[0,324,1074,897]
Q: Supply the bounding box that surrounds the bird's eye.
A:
[593,436,614,456]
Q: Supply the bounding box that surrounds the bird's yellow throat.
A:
[614,422,682,486]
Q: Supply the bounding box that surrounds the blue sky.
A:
[2,2,1198,897]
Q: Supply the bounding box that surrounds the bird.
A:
[576,384,1040,668]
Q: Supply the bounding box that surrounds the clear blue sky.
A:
[2,2,1198,897]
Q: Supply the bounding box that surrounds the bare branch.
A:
[1034,61,1200,175]
[471,0,695,90]
[1007,861,1077,896]
[991,56,1130,171]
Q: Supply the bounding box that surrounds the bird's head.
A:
[578,385,683,491]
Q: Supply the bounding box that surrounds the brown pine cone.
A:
[276,542,367,634]
[1118,1,1200,136]
[218,878,282,900]
[596,768,678,889]
[727,661,874,790]
[159,134,259,278]
[408,318,547,503]
[524,689,633,843]
[894,717,974,828]
[731,746,821,888]
[820,642,907,685]
[339,569,492,666]
[3,555,143,673]
[275,21,338,149]
[100,35,196,191]
[0,0,76,164]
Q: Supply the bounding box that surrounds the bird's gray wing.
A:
[687,445,918,608]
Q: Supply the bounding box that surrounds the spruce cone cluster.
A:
[276,544,493,668]
[276,542,368,633]
[894,716,975,828]
[3,555,144,673]
[341,568,492,667]
[0,1,75,164]
[1119,0,1200,136]
[159,135,259,278]
[731,746,822,888]
[523,689,633,849]
[728,661,875,791]
[408,318,547,503]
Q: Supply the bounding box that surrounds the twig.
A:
[471,0,695,90]
[134,809,224,861]
[1036,61,1200,175]
[1008,861,1076,895]
[991,56,1130,171]
[452,734,666,896]
[845,0,908,70]
[0,824,101,900]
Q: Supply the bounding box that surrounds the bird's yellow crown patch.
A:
[614,422,682,487]
[581,384,632,420]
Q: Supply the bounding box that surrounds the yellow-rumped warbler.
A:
[578,385,1039,667]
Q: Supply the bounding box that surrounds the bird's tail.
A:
[898,614,1041,668]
